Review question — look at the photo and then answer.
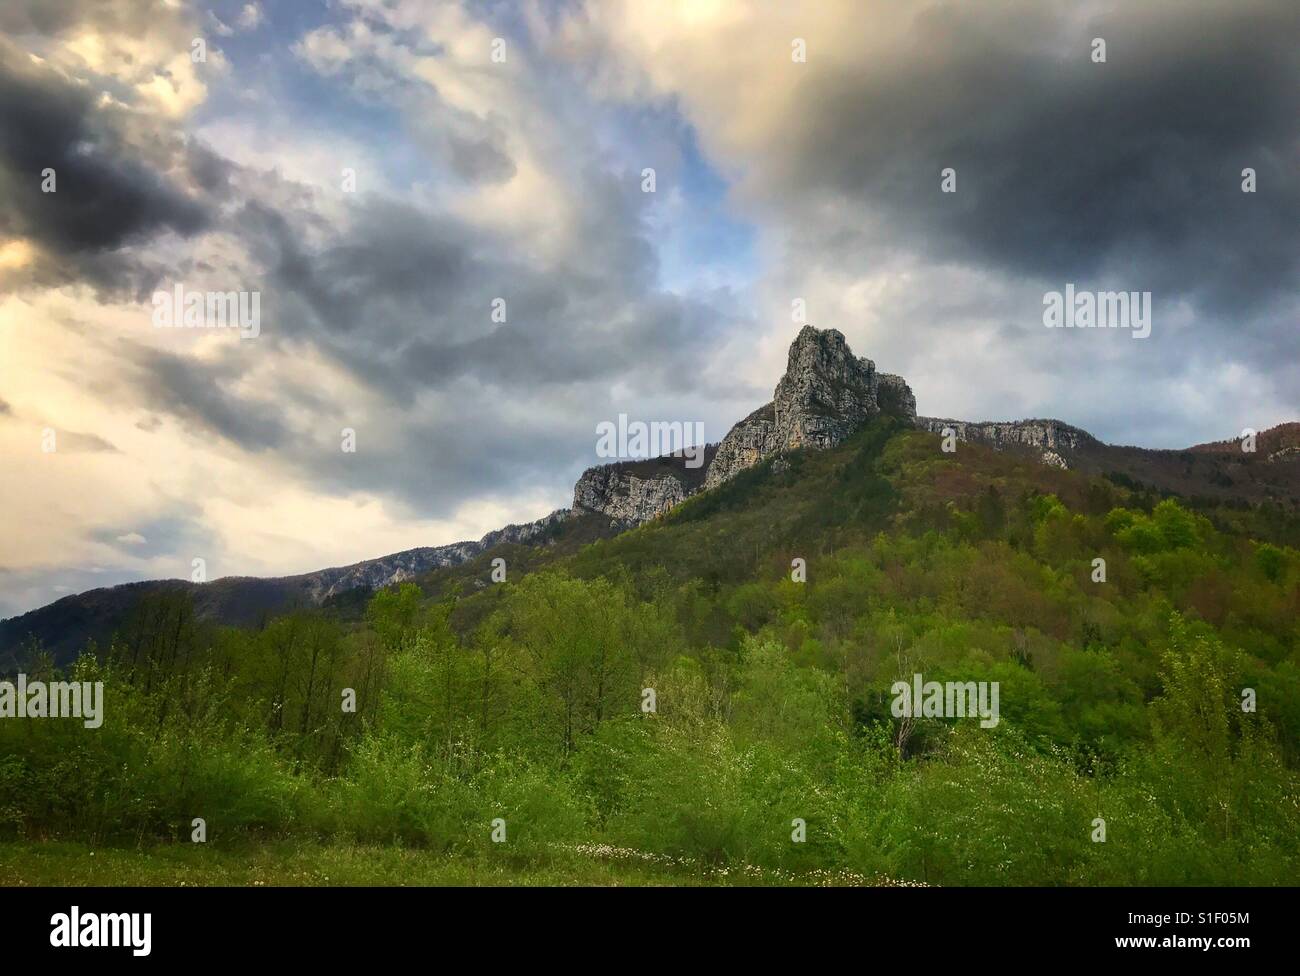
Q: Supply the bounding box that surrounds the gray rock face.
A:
[573,465,689,525]
[774,325,879,448]
[568,326,1085,517]
[571,325,910,517]
[570,447,718,526]
[914,417,1096,468]
[706,326,883,489]
[701,403,778,490]
[878,373,917,420]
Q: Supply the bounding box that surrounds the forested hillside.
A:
[3,419,1297,885]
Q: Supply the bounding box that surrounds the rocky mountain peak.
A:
[706,326,904,489]
[772,326,880,450]
[570,327,916,518]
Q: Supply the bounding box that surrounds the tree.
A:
[366,583,423,653]
[501,573,653,757]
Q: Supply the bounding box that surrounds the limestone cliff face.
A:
[774,325,880,448]
[706,326,889,489]
[701,403,778,490]
[878,373,917,420]
[568,325,1089,523]
[914,417,1096,468]
[572,465,689,525]
[572,325,912,519]
[571,447,717,526]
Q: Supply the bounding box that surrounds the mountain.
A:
[0,509,604,667]
[1189,422,1300,460]
[572,445,719,525]
[4,325,1298,667]
[569,326,1300,519]
[705,326,915,489]
[919,416,1300,507]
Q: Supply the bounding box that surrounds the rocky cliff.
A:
[914,417,1097,468]
[878,373,917,420]
[701,403,778,491]
[706,326,912,489]
[571,447,716,526]
[570,326,916,515]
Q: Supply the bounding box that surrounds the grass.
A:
[0,840,909,887]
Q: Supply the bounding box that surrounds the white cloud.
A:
[237,3,264,31]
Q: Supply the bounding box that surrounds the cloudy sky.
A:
[1,0,1297,618]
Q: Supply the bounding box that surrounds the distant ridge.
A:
[5,326,1297,666]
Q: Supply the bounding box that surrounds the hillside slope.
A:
[0,510,611,667]
[5,415,1297,886]
[6,325,1298,668]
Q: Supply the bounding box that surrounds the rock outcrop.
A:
[574,468,687,525]
[571,448,717,526]
[701,403,778,490]
[878,373,917,420]
[569,326,914,514]
[914,417,1096,468]
[773,325,880,449]
[706,326,892,489]
[555,326,1106,527]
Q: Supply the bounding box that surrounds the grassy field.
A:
[0,840,901,887]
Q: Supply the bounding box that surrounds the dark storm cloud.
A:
[166,173,743,512]
[780,0,1300,314]
[445,129,517,184]
[0,0,742,540]
[116,344,293,453]
[312,406,588,518]
[0,36,215,293]
[0,0,746,526]
[48,141,739,514]
[185,141,235,197]
[243,166,731,404]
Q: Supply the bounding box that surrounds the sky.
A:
[0,0,1297,618]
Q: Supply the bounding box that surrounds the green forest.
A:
[3,419,1298,885]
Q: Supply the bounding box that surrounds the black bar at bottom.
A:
[0,885,1281,963]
